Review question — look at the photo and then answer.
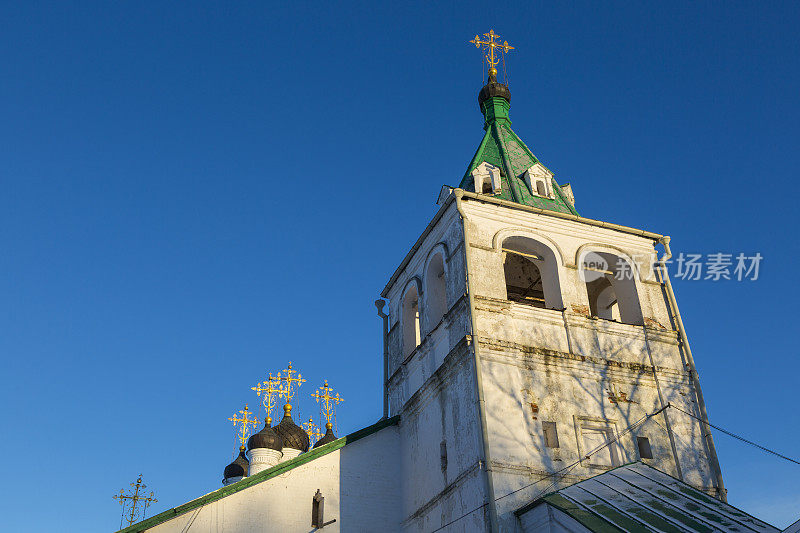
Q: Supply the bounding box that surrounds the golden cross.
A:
[251,373,283,423]
[112,475,158,528]
[228,404,260,446]
[470,29,514,75]
[278,362,306,405]
[311,380,344,425]
[302,416,323,445]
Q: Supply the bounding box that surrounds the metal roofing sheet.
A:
[520,463,779,533]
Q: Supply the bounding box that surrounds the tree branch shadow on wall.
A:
[478,319,716,518]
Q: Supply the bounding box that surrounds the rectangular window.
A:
[543,421,560,448]
[637,436,653,459]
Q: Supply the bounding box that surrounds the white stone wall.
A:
[145,425,401,533]
[398,344,488,532]
[383,201,490,531]
[247,448,281,475]
[457,198,717,531]
[382,195,719,532]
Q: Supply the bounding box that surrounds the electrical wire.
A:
[430,403,798,531]
[669,404,800,466]
[503,406,666,504]
[429,406,666,532]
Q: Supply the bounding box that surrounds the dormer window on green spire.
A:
[472,162,502,195]
[524,163,555,199]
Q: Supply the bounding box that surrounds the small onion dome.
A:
[224,445,249,479]
[312,422,337,449]
[247,418,283,452]
[273,404,310,452]
[478,68,511,106]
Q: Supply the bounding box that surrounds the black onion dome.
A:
[312,425,338,449]
[478,71,511,106]
[223,446,249,479]
[247,421,283,452]
[273,407,310,452]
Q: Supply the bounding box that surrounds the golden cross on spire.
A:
[311,380,344,426]
[302,416,323,445]
[112,475,158,528]
[228,404,260,447]
[278,362,306,405]
[470,29,514,76]
[251,373,282,423]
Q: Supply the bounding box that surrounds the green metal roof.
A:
[116,415,400,533]
[458,95,579,216]
[516,463,779,533]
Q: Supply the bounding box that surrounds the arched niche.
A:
[424,250,447,332]
[579,250,644,325]
[500,235,564,310]
[401,281,422,358]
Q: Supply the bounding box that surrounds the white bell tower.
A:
[379,61,725,532]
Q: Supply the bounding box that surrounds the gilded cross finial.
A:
[470,29,514,77]
[278,362,306,406]
[112,474,158,528]
[311,380,344,426]
[302,416,323,446]
[228,404,260,447]
[251,373,283,423]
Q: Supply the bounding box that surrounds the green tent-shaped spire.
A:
[458,73,578,216]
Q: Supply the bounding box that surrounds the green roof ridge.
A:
[116,415,401,533]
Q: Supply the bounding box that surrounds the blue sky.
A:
[1,2,798,530]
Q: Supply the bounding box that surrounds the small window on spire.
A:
[472,162,502,195]
[524,163,554,199]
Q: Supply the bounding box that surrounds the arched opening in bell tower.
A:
[424,252,447,332]
[501,236,564,310]
[580,250,644,325]
[504,253,546,307]
[586,276,620,321]
[402,283,422,357]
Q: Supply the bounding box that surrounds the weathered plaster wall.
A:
[382,195,719,532]
[145,426,401,533]
[457,198,717,531]
[383,201,490,532]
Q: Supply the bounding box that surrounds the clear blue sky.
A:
[1,2,798,530]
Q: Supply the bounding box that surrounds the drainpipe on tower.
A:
[658,236,727,502]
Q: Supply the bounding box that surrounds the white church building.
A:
[117,64,787,533]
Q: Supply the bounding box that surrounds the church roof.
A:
[273,408,310,452]
[515,462,779,533]
[115,415,400,533]
[247,420,282,452]
[458,74,579,216]
[223,446,249,480]
[312,425,337,449]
